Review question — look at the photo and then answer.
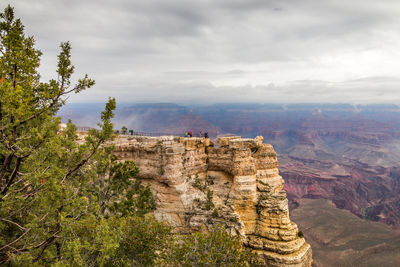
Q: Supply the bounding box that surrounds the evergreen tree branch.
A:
[0,217,27,231]
[0,228,31,252]
[0,157,21,199]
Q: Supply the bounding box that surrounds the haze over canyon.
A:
[60,102,400,266]
[60,102,400,227]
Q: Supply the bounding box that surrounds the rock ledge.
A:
[113,135,312,266]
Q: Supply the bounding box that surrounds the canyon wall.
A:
[63,103,400,227]
[113,135,312,266]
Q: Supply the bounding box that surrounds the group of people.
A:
[184,131,209,138]
[117,128,209,138]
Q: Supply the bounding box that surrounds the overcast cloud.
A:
[5,0,400,103]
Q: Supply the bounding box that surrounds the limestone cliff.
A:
[113,135,312,266]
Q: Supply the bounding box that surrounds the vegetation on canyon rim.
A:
[0,5,256,266]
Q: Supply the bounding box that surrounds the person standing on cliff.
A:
[185,131,188,137]
[189,131,193,137]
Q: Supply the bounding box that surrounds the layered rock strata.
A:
[113,135,312,266]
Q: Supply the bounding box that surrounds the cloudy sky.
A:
[5,0,400,103]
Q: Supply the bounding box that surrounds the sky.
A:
[5,0,400,104]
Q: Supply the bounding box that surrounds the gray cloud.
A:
[5,0,400,104]
[77,76,400,104]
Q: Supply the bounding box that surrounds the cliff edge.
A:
[113,135,312,266]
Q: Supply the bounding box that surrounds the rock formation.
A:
[113,135,312,266]
[65,103,400,228]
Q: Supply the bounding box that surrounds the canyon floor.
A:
[291,198,400,267]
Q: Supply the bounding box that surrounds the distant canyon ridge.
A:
[60,103,400,228]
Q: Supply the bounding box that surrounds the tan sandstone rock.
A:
[113,135,312,266]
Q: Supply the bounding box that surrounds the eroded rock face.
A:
[113,135,312,266]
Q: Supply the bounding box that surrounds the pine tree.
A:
[0,5,259,266]
[0,5,158,265]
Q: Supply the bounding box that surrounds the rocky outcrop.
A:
[113,135,312,266]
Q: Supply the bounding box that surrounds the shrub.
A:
[170,226,259,266]
[205,190,215,210]
[298,230,304,238]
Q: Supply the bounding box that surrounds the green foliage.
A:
[171,226,259,267]
[192,176,206,192]
[205,189,214,210]
[193,198,201,206]
[364,205,376,221]
[121,126,127,135]
[0,5,156,265]
[298,230,304,238]
[0,5,262,266]
[211,209,219,218]
[106,216,174,266]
